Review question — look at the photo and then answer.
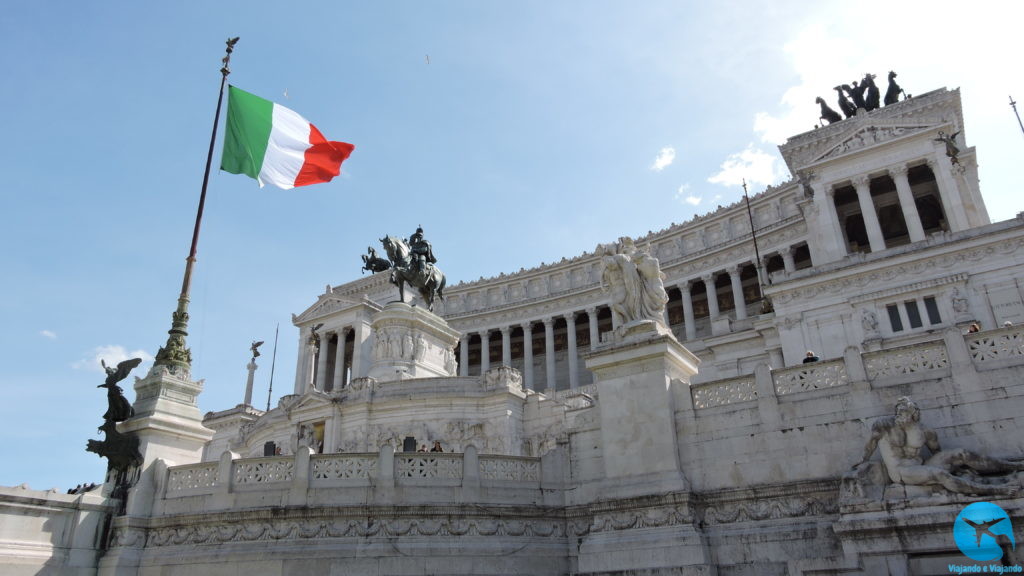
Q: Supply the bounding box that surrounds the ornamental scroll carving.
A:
[126,517,571,548]
[701,494,838,525]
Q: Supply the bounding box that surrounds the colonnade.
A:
[458,307,605,392]
[296,326,358,395]
[815,159,955,257]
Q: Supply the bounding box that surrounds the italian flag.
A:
[220,86,354,189]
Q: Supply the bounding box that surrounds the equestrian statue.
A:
[375,226,446,311]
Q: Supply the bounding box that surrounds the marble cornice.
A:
[447,182,803,293]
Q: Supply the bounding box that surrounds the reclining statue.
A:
[850,397,1023,497]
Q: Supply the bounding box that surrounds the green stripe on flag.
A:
[220,86,274,180]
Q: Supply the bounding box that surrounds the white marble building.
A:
[5,86,1024,575]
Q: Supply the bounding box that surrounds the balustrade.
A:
[691,377,757,409]
[773,359,848,396]
[863,341,949,380]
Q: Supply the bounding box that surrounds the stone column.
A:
[333,327,349,390]
[293,330,308,395]
[459,332,470,376]
[521,322,534,390]
[500,326,511,367]
[810,180,846,263]
[480,330,491,374]
[350,322,369,379]
[316,336,331,391]
[781,247,796,273]
[680,281,696,341]
[587,307,599,350]
[889,165,925,242]
[927,157,967,232]
[565,312,579,390]
[728,266,747,320]
[852,175,886,252]
[543,317,556,392]
[702,273,720,320]
[306,339,318,393]
[244,360,257,406]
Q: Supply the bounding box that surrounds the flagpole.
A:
[1011,96,1024,139]
[266,324,279,412]
[153,37,239,371]
[742,179,773,314]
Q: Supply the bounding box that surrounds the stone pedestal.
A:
[99,364,214,576]
[367,301,461,381]
[579,321,712,573]
[586,320,697,493]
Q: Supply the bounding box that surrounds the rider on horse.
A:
[408,226,436,277]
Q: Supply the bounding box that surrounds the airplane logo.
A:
[962,517,1006,547]
[953,502,1015,562]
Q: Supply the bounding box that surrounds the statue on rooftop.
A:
[862,73,880,111]
[816,97,842,125]
[379,226,446,311]
[843,82,867,111]
[361,246,391,274]
[833,85,856,119]
[87,358,144,509]
[849,397,1023,497]
[884,71,904,106]
[935,130,962,165]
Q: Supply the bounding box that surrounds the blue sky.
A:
[2,1,1022,490]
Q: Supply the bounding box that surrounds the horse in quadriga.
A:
[380,236,446,311]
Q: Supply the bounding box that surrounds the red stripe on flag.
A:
[294,124,355,187]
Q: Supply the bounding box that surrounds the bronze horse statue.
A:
[380,235,446,311]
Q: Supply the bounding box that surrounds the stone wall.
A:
[0,484,116,575]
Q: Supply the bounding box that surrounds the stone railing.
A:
[166,462,219,493]
[232,456,294,487]
[556,383,598,400]
[966,325,1024,366]
[690,376,757,409]
[310,453,377,486]
[773,359,848,396]
[163,446,543,502]
[863,341,949,381]
[395,453,463,481]
[687,326,1024,411]
[479,455,541,482]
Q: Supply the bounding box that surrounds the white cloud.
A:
[73,345,154,374]
[650,147,675,172]
[40,330,57,340]
[673,183,701,206]
[707,144,784,188]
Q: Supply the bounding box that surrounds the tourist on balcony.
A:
[803,351,820,363]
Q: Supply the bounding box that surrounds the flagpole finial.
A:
[221,37,240,78]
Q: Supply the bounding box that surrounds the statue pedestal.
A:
[117,365,213,516]
[366,302,461,381]
[579,324,711,573]
[586,320,698,495]
[99,364,213,576]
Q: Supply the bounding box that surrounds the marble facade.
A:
[5,87,1024,575]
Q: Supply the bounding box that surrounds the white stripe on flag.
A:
[258,104,312,190]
